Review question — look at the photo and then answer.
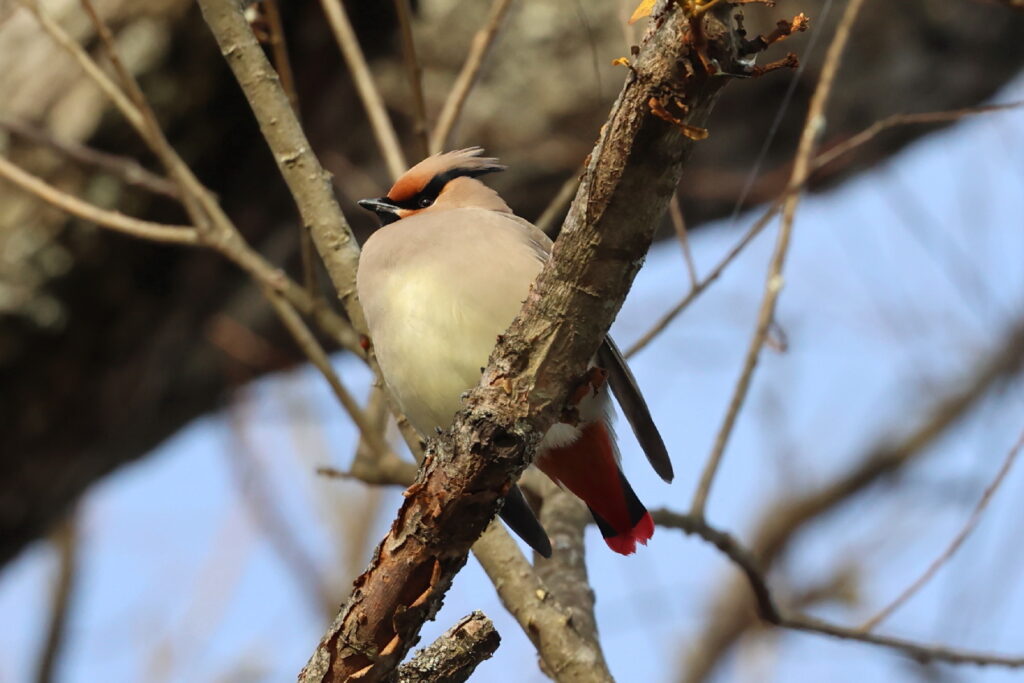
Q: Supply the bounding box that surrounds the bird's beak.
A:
[358,197,401,226]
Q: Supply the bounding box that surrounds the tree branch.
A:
[296,4,768,681]
[691,0,866,517]
[430,0,516,153]
[678,316,1024,682]
[395,611,500,683]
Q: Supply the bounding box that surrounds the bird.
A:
[356,148,673,557]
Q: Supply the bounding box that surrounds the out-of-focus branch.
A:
[690,0,866,517]
[33,514,78,683]
[535,169,581,236]
[860,426,1024,632]
[226,401,333,618]
[10,0,366,357]
[625,200,776,358]
[0,117,179,198]
[627,99,1024,360]
[678,317,1024,682]
[396,612,500,683]
[265,288,400,465]
[430,0,516,153]
[0,151,361,357]
[0,155,198,244]
[317,0,407,179]
[669,192,699,288]
[392,0,430,159]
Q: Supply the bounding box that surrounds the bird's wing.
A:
[502,212,673,482]
[499,484,552,557]
[598,337,674,482]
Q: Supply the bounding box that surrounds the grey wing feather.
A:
[599,337,674,482]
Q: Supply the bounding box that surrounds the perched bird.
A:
[356,148,672,556]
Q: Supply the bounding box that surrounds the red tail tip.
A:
[603,511,654,555]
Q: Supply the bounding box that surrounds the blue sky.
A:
[1,76,1022,683]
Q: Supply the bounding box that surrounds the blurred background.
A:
[2,0,1024,681]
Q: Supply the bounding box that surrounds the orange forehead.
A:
[387,174,425,202]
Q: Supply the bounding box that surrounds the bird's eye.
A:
[418,196,434,208]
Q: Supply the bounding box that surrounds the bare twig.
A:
[259,0,300,115]
[473,524,614,683]
[33,514,77,683]
[0,150,361,356]
[669,192,699,288]
[813,101,1024,171]
[535,169,582,235]
[859,427,1024,632]
[396,612,500,683]
[430,0,515,153]
[651,508,780,621]
[392,0,430,159]
[264,288,400,466]
[679,318,1024,682]
[0,117,179,198]
[318,0,407,178]
[0,155,199,244]
[226,400,333,618]
[528,474,610,677]
[257,0,321,301]
[628,100,1024,359]
[625,201,777,358]
[690,0,866,517]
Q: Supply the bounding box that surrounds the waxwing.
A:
[356,148,672,556]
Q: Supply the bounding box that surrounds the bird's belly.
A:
[370,265,528,435]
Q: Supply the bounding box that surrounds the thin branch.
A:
[257,0,321,302]
[625,201,776,358]
[679,317,1024,682]
[651,508,780,622]
[0,117,179,198]
[0,155,199,244]
[669,192,699,288]
[392,0,430,159]
[318,0,407,178]
[0,149,362,357]
[260,0,300,115]
[473,524,614,682]
[15,0,145,132]
[200,0,367,326]
[528,473,610,677]
[33,514,77,683]
[690,0,866,517]
[627,100,1024,359]
[535,169,582,236]
[429,0,515,153]
[264,288,401,467]
[813,101,1024,171]
[226,400,334,618]
[396,612,500,683]
[859,426,1024,632]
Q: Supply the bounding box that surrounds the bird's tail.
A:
[536,420,654,555]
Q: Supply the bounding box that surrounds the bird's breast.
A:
[357,211,544,435]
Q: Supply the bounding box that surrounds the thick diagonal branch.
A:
[296,5,756,682]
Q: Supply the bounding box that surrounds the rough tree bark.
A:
[294,4,778,681]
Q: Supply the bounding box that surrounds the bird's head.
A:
[357,147,508,226]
